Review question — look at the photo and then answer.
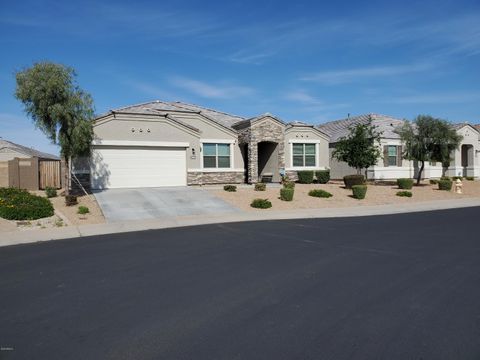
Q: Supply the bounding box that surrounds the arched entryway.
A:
[257,141,280,183]
[461,144,474,177]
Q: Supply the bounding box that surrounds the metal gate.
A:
[39,160,61,189]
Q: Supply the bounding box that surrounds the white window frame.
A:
[288,140,321,170]
[200,139,234,171]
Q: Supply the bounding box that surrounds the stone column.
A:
[248,142,258,183]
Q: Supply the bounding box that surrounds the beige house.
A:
[318,114,480,180]
[76,101,330,190]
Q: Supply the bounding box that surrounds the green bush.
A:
[223,185,237,192]
[452,176,463,181]
[250,198,272,209]
[429,179,439,185]
[297,171,314,184]
[343,174,365,189]
[397,178,414,190]
[65,195,78,206]
[352,185,367,199]
[440,176,451,181]
[254,183,266,191]
[396,191,412,197]
[308,189,333,198]
[45,186,57,198]
[280,188,294,201]
[315,170,330,184]
[466,176,474,181]
[0,187,54,220]
[283,181,295,189]
[438,179,452,191]
[77,205,89,215]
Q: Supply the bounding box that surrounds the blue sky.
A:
[1,0,479,155]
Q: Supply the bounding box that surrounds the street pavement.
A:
[0,207,479,359]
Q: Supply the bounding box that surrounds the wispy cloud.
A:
[382,91,480,104]
[169,76,254,99]
[284,90,350,112]
[300,63,432,84]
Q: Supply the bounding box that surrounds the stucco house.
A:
[318,114,480,180]
[75,101,330,190]
[0,139,59,162]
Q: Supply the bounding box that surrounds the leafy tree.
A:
[395,115,462,185]
[332,117,383,178]
[15,62,94,195]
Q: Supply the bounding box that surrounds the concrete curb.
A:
[1,198,480,248]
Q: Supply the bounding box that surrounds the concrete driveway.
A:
[93,187,239,222]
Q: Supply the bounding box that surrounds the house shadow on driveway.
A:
[93,187,240,223]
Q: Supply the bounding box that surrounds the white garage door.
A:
[91,146,187,189]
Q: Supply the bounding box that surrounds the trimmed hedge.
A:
[280,188,294,201]
[315,170,330,184]
[438,179,452,191]
[308,189,333,198]
[466,176,475,181]
[45,186,57,198]
[343,174,365,189]
[429,179,439,185]
[352,185,367,199]
[297,171,314,184]
[223,185,237,192]
[0,188,54,220]
[65,195,78,206]
[254,183,266,191]
[250,198,272,209]
[452,176,463,181]
[283,181,295,189]
[396,191,412,197]
[77,206,89,215]
[397,178,413,190]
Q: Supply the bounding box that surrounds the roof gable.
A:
[0,139,59,159]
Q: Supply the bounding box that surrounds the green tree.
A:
[395,115,462,185]
[15,62,94,196]
[332,117,383,178]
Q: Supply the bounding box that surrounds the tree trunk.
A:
[356,168,361,175]
[364,168,368,180]
[416,160,425,185]
[64,157,70,196]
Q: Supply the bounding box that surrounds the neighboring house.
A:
[75,101,330,190]
[0,139,61,190]
[0,139,59,162]
[318,114,480,180]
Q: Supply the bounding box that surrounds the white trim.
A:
[288,139,321,144]
[290,142,318,169]
[200,139,235,144]
[188,168,244,173]
[92,140,190,147]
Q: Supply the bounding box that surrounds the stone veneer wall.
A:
[237,118,285,184]
[187,171,245,185]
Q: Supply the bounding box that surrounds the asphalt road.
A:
[1,208,479,360]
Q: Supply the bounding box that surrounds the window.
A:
[388,145,398,166]
[292,143,316,167]
[203,143,231,168]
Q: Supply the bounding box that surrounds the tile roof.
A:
[0,139,59,160]
[109,100,245,130]
[317,113,407,142]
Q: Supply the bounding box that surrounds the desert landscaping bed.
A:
[210,180,480,211]
[0,190,105,232]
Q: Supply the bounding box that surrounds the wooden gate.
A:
[39,160,61,189]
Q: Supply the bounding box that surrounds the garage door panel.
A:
[91,146,187,189]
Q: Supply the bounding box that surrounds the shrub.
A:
[397,178,414,190]
[297,171,314,184]
[254,183,266,191]
[315,170,330,184]
[440,176,451,181]
[438,179,452,191]
[77,205,89,215]
[45,186,57,198]
[429,179,439,185]
[466,176,474,181]
[308,189,333,198]
[283,181,295,189]
[280,188,294,201]
[452,176,463,181]
[343,174,365,189]
[396,191,412,197]
[250,198,272,209]
[0,188,54,220]
[65,195,78,206]
[352,185,367,199]
[223,185,237,192]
